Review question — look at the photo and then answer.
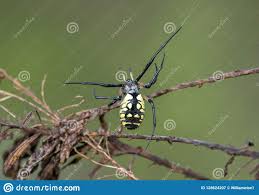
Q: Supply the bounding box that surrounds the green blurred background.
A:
[0,0,259,180]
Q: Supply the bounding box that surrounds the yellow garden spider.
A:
[65,26,182,149]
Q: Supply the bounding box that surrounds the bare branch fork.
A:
[0,67,259,180]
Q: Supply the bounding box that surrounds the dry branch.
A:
[101,134,259,159]
[69,67,259,123]
[108,137,209,180]
[0,67,259,180]
[149,67,259,98]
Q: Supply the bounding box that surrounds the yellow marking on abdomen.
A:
[127,113,132,117]
[134,114,140,118]
[120,93,146,128]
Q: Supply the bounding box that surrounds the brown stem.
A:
[149,67,259,98]
[109,137,209,180]
[73,67,259,122]
[105,133,259,159]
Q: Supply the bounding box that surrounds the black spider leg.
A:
[136,26,182,82]
[107,98,122,107]
[93,89,122,106]
[145,98,156,150]
[128,98,156,170]
[144,53,165,88]
[65,81,123,88]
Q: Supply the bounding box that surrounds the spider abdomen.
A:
[119,93,145,130]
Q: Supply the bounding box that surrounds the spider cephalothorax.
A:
[65,26,182,148]
[122,79,139,94]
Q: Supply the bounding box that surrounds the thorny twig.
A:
[0,67,259,180]
[89,133,259,159]
[148,67,259,98]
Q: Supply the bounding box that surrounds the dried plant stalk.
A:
[0,67,259,180]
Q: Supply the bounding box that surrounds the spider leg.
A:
[127,98,156,168]
[108,98,122,107]
[92,89,122,107]
[136,26,182,82]
[145,98,156,150]
[93,89,121,100]
[144,53,165,88]
[65,81,123,88]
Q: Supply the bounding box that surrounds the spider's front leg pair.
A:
[65,26,182,151]
[143,53,165,89]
